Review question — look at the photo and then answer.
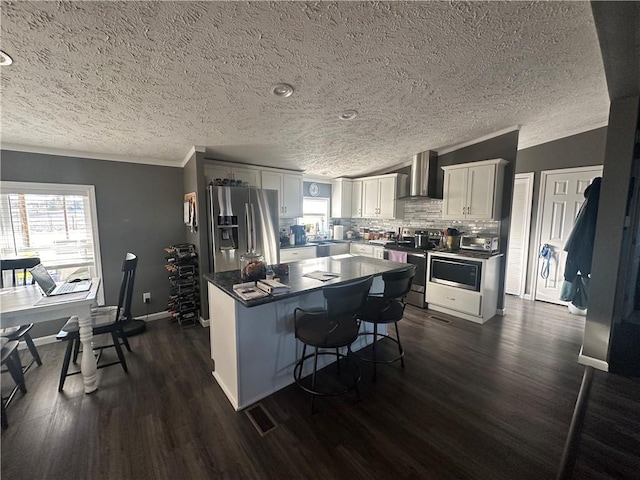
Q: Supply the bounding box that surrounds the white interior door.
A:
[534,166,603,304]
[506,173,534,296]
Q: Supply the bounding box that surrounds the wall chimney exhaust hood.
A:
[399,150,440,200]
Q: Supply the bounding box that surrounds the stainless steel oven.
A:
[429,255,482,291]
[384,249,427,308]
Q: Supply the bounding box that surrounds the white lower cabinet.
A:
[373,246,385,259]
[427,283,482,317]
[280,246,316,263]
[350,243,374,257]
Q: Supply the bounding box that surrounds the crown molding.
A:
[435,126,521,156]
[0,143,180,167]
[181,145,206,167]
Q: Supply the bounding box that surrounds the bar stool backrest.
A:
[382,266,416,300]
[0,257,41,288]
[323,276,374,318]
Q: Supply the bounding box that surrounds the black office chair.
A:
[353,266,416,381]
[56,253,137,391]
[0,258,43,372]
[293,276,373,413]
[1,339,27,429]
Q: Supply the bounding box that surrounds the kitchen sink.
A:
[315,239,350,245]
[315,241,351,257]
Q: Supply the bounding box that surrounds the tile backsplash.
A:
[279,198,499,238]
[334,199,499,236]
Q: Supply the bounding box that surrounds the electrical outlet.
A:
[143,292,151,304]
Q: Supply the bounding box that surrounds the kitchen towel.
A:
[388,250,408,263]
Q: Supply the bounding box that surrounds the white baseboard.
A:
[496,308,506,316]
[135,310,170,322]
[578,347,609,372]
[18,334,59,348]
[199,316,210,328]
[523,293,533,300]
[18,311,171,349]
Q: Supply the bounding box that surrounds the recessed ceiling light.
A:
[0,50,13,66]
[339,110,358,120]
[271,83,294,98]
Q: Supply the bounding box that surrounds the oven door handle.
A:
[406,252,426,259]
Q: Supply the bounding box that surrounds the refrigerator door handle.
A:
[250,203,257,253]
[245,203,252,252]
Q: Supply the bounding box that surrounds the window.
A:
[300,198,330,240]
[0,182,103,298]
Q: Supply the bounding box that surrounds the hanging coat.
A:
[563,177,602,282]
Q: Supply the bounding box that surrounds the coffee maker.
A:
[290,225,307,245]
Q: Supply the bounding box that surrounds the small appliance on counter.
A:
[460,235,499,252]
[333,225,344,240]
[290,225,307,245]
[279,228,291,247]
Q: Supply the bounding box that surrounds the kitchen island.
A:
[204,256,408,410]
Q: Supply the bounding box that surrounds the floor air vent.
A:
[245,403,277,436]
[428,315,452,324]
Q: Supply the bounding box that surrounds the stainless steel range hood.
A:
[399,150,440,199]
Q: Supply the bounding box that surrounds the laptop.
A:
[29,263,92,296]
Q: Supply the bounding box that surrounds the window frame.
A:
[1,181,105,304]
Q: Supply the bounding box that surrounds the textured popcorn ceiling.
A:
[0,1,608,175]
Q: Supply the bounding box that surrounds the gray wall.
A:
[183,151,210,320]
[438,130,520,311]
[1,150,186,336]
[515,127,607,295]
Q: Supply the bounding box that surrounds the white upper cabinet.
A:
[351,180,363,218]
[261,171,303,218]
[360,173,407,219]
[442,159,507,220]
[205,163,261,187]
[331,178,353,218]
[362,178,380,217]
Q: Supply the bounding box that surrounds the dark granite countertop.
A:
[203,256,409,307]
[428,249,504,260]
[280,239,353,250]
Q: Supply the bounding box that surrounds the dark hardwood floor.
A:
[2,297,640,479]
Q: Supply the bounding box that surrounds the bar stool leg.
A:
[311,347,319,414]
[372,323,378,382]
[335,348,340,373]
[6,350,26,394]
[24,333,42,367]
[395,322,405,368]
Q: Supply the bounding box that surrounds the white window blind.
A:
[0,182,103,285]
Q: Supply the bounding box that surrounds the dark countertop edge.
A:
[203,257,409,308]
[280,240,355,249]
[427,250,504,260]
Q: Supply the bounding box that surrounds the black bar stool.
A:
[293,276,373,413]
[353,266,416,381]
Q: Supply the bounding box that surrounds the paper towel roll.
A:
[333,225,344,240]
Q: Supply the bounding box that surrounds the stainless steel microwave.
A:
[429,256,482,291]
[460,235,499,252]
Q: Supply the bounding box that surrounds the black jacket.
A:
[563,177,602,282]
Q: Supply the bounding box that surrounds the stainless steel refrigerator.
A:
[207,186,280,273]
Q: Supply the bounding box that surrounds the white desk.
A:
[0,278,101,393]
